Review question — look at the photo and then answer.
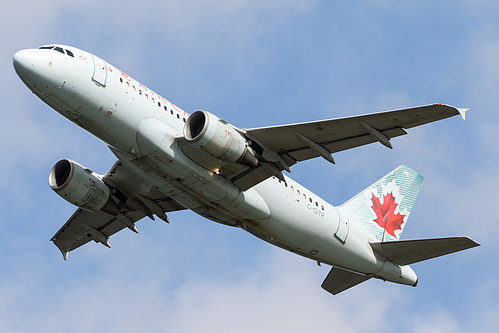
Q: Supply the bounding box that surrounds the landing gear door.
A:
[334,211,350,244]
[91,54,107,87]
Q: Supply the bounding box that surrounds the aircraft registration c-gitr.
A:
[13,44,479,295]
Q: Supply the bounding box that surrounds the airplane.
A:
[13,44,479,295]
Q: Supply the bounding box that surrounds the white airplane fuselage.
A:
[14,46,417,287]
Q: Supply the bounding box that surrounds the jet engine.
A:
[49,159,120,215]
[184,110,258,167]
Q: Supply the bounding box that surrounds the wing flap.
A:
[321,267,371,295]
[371,237,480,266]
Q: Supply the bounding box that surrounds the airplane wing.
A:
[51,161,186,259]
[217,104,468,190]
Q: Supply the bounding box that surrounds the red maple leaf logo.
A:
[370,191,406,240]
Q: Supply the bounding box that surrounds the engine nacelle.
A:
[184,110,258,167]
[48,159,120,215]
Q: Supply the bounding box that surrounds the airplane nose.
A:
[13,49,35,78]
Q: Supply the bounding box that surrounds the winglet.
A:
[61,250,69,261]
[51,236,69,260]
[456,108,470,120]
[60,248,69,261]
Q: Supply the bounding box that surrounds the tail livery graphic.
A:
[338,166,424,241]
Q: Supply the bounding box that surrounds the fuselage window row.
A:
[119,74,186,121]
[278,178,324,211]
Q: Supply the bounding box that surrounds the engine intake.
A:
[184,111,258,167]
[49,159,120,215]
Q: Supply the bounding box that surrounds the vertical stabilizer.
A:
[338,166,424,241]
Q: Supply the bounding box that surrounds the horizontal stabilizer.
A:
[371,237,480,266]
[321,267,371,295]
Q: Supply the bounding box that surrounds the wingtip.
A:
[458,236,480,248]
[435,104,469,120]
[469,238,481,248]
[456,107,470,120]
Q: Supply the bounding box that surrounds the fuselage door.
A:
[91,54,107,87]
[334,211,350,244]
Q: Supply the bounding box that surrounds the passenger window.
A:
[321,205,324,211]
[164,106,167,111]
[120,78,123,83]
[177,114,180,119]
[66,49,74,57]
[290,186,294,191]
[309,198,312,203]
[54,47,64,54]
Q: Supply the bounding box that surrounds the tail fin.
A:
[338,165,424,242]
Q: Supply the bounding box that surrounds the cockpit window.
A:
[38,46,75,58]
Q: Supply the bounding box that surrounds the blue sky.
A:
[1,1,498,331]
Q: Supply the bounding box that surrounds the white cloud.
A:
[0,247,492,333]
